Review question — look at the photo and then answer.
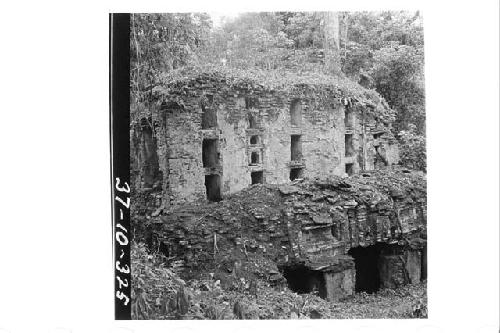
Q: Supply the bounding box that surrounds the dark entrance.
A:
[348,244,382,293]
[348,243,403,293]
[205,174,222,201]
[251,171,263,184]
[281,264,326,298]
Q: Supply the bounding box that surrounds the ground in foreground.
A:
[132,242,427,320]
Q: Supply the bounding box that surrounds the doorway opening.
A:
[281,264,326,298]
[348,244,382,293]
[348,243,403,293]
[205,174,222,202]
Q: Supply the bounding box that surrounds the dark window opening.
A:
[290,99,302,126]
[250,151,260,164]
[290,167,304,181]
[136,122,161,189]
[373,132,383,140]
[249,135,259,145]
[344,107,354,128]
[280,264,327,298]
[345,134,354,157]
[201,105,217,129]
[251,171,263,184]
[245,97,258,109]
[345,163,354,176]
[291,135,302,161]
[362,173,371,177]
[205,175,222,202]
[248,114,257,129]
[202,139,218,168]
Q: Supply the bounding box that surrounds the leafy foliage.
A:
[130,13,212,119]
[398,124,427,172]
[342,11,425,135]
[132,241,427,319]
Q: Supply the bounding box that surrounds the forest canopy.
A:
[130,11,426,171]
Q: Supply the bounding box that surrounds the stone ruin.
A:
[131,70,427,302]
[131,71,400,207]
[143,170,426,302]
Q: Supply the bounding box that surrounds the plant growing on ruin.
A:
[398,124,426,172]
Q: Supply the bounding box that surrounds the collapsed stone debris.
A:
[140,169,426,302]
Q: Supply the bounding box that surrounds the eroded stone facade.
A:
[133,74,400,208]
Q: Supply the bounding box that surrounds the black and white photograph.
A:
[0,1,498,332]
[127,11,428,320]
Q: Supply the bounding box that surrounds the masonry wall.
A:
[157,80,399,206]
[162,106,206,206]
[150,170,426,298]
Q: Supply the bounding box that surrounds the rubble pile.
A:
[148,169,426,283]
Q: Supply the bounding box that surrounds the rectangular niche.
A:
[291,135,302,161]
[205,174,222,201]
[344,107,354,128]
[201,104,217,129]
[249,135,259,145]
[248,113,257,129]
[250,151,260,165]
[345,134,354,157]
[251,171,264,184]
[202,139,218,168]
[290,99,302,126]
[290,167,304,181]
[345,163,354,176]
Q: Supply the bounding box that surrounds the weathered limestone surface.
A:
[141,169,426,300]
[132,72,400,207]
[324,268,356,301]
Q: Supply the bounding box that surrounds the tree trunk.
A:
[323,11,341,75]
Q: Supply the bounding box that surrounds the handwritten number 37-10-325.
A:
[115,177,130,306]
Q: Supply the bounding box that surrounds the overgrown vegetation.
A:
[130,11,426,171]
[130,12,428,320]
[132,242,427,320]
